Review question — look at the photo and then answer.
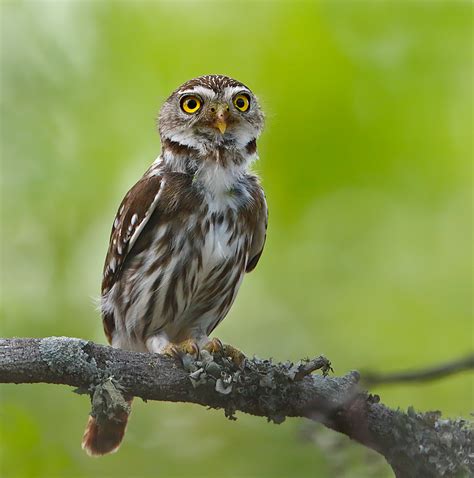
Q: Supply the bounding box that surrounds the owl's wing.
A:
[101,173,163,340]
[246,187,268,273]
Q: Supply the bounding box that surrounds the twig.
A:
[0,337,472,478]
[294,355,333,381]
[363,354,474,387]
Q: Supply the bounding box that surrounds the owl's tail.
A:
[81,399,132,456]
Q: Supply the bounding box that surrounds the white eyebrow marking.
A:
[224,86,251,99]
[180,86,216,99]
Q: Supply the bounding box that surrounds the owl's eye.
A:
[180,95,202,114]
[233,94,250,112]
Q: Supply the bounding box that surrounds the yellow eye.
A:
[180,95,202,114]
[233,94,250,112]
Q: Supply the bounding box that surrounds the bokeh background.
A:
[1,1,472,477]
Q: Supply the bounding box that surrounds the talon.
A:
[162,344,180,359]
[180,339,200,358]
[222,344,246,368]
[203,337,223,354]
[162,340,200,360]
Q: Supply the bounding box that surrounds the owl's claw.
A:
[222,344,246,368]
[163,339,200,360]
[164,338,245,369]
[203,337,223,354]
[203,339,246,368]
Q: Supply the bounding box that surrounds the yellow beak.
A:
[214,104,228,134]
[215,119,227,134]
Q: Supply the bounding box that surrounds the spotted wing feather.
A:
[102,174,163,341]
[246,188,268,273]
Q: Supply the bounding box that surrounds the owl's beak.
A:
[213,105,228,134]
[215,119,227,135]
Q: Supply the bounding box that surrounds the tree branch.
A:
[363,354,474,387]
[0,337,472,477]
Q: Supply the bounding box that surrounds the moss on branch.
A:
[0,337,472,477]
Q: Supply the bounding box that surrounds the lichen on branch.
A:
[0,337,472,478]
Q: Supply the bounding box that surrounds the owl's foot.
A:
[222,344,246,368]
[163,339,200,359]
[203,339,246,368]
[202,337,223,354]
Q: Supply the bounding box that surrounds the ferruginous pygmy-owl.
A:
[82,75,267,456]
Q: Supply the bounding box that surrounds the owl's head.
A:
[158,75,264,153]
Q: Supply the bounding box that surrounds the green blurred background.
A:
[1,1,472,477]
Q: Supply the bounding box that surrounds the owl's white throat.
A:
[157,134,257,210]
[194,160,247,200]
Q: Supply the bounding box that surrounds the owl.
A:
[82,75,267,455]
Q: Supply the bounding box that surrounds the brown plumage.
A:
[82,410,129,456]
[82,75,267,456]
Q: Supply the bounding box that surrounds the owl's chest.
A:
[156,168,252,269]
[193,188,250,267]
[198,211,244,272]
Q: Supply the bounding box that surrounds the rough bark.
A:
[0,337,472,477]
